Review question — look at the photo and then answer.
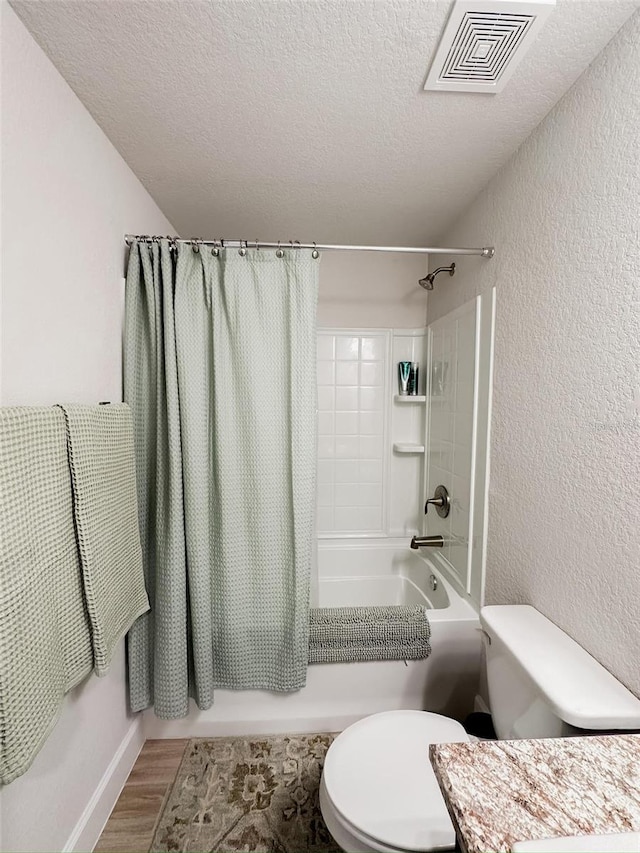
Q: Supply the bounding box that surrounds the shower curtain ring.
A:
[239,240,247,257]
[255,239,260,251]
[191,237,200,253]
[276,241,284,259]
[312,242,319,259]
[294,240,301,252]
[211,239,219,257]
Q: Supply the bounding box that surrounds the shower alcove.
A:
[145,289,495,739]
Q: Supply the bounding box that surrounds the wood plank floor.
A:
[94,739,188,853]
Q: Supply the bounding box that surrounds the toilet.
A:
[320,605,640,853]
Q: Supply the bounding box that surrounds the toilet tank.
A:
[480,605,640,740]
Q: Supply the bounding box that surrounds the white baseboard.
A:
[63,718,145,853]
[145,711,367,740]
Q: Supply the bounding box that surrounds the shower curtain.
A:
[124,240,319,718]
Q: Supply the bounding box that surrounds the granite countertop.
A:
[429,733,640,853]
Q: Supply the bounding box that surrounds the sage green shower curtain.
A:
[124,240,319,717]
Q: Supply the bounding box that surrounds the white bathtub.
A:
[316,543,453,610]
[145,541,482,738]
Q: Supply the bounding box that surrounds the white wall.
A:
[427,13,640,697]
[318,251,428,329]
[0,5,173,850]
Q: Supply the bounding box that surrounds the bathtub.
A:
[144,540,482,738]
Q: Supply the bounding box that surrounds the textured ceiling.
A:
[10,0,637,245]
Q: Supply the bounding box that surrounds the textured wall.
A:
[427,12,640,697]
[0,5,173,850]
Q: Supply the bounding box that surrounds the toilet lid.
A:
[323,711,469,852]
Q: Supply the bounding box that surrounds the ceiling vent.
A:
[424,0,555,94]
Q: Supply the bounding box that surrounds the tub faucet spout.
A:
[410,534,445,549]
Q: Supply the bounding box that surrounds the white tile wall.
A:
[316,330,389,535]
[315,313,482,587]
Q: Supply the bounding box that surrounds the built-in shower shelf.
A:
[393,395,426,403]
[393,442,425,454]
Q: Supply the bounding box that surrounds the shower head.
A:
[418,263,456,291]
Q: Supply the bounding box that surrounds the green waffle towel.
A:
[57,404,150,676]
[308,605,431,664]
[0,404,149,784]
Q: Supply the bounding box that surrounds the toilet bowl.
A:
[320,710,468,853]
[320,605,640,853]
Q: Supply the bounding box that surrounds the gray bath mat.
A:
[150,734,341,852]
[309,604,431,663]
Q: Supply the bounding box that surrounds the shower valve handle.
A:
[424,485,451,518]
[425,496,445,509]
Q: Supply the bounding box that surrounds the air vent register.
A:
[425,0,555,93]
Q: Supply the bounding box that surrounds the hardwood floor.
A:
[94,739,188,853]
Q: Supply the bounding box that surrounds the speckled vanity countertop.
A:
[429,733,640,853]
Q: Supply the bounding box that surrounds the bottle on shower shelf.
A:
[398,361,420,395]
[408,362,419,395]
[398,362,411,395]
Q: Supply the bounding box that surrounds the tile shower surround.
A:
[427,305,476,586]
[316,332,388,534]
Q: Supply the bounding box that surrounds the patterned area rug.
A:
[150,734,341,852]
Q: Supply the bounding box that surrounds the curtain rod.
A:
[124,235,495,259]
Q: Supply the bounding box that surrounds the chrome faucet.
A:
[410,534,445,549]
